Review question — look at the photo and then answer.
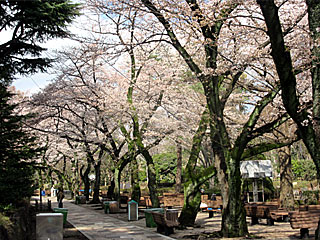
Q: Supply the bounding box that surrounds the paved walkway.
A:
[50,198,175,240]
[37,197,304,240]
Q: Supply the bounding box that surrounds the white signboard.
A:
[240,160,272,178]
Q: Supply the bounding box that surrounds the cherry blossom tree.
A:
[257,0,320,236]
[104,0,300,235]
[24,0,308,236]
[81,2,208,207]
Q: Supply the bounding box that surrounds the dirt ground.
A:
[81,203,316,240]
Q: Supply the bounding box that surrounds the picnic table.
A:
[245,202,284,225]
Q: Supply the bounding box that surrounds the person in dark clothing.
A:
[211,193,216,201]
[57,188,64,208]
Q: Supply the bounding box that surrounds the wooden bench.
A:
[270,208,289,222]
[205,196,223,209]
[203,207,217,218]
[306,205,320,211]
[289,210,320,238]
[163,195,184,208]
[245,203,278,225]
[151,211,179,236]
[202,197,223,218]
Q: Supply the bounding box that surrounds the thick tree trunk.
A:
[114,168,121,201]
[258,0,320,237]
[208,177,215,189]
[80,163,91,201]
[214,152,229,210]
[91,160,101,204]
[107,179,115,200]
[83,177,90,201]
[176,142,182,193]
[279,146,294,210]
[131,158,141,203]
[71,159,79,198]
[145,153,160,207]
[306,1,320,237]
[178,182,202,226]
[221,161,248,237]
[211,136,248,237]
[178,109,214,226]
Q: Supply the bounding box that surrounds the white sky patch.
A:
[13,72,53,95]
[11,4,89,95]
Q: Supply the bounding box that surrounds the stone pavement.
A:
[41,196,305,240]
[51,199,175,240]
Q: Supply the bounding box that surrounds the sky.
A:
[9,4,87,95]
[12,38,77,95]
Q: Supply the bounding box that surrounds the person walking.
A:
[57,188,64,208]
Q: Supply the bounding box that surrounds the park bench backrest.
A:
[289,210,320,229]
[151,212,179,228]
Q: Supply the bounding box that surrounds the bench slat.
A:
[291,223,318,229]
[289,208,320,231]
[151,212,179,228]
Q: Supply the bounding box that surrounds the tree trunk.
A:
[257,0,320,237]
[212,145,229,210]
[178,182,202,226]
[146,160,160,207]
[178,109,212,226]
[141,149,159,207]
[221,159,248,237]
[71,159,79,198]
[80,163,91,201]
[306,1,320,238]
[213,144,248,237]
[208,177,215,190]
[130,158,141,203]
[91,160,101,203]
[113,168,121,201]
[279,146,294,210]
[107,178,115,200]
[176,142,182,193]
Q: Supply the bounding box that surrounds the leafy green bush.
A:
[153,152,177,184]
[292,159,317,180]
[301,190,319,205]
[0,212,13,235]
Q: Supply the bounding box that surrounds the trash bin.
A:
[36,213,63,239]
[53,208,68,225]
[128,200,138,221]
[109,201,119,213]
[79,196,86,204]
[75,196,80,205]
[103,201,110,214]
[144,208,164,227]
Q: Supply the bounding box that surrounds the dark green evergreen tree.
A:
[0,84,42,207]
[0,0,80,85]
[0,0,79,208]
